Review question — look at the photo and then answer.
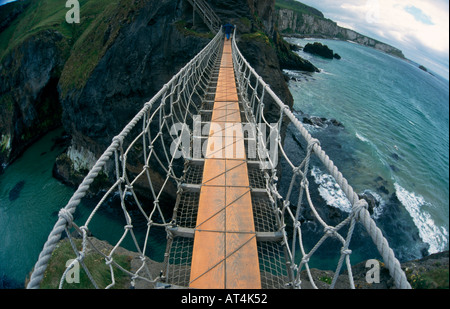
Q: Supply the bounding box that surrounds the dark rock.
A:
[333,53,341,59]
[9,180,25,202]
[302,115,344,128]
[391,153,400,160]
[329,118,344,127]
[401,251,449,289]
[389,164,399,172]
[289,43,302,51]
[358,191,379,216]
[303,42,335,59]
[1,30,65,168]
[377,185,389,195]
[311,251,450,289]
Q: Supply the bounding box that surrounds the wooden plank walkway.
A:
[189,38,261,289]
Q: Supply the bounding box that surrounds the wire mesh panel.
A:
[163,236,194,287]
[258,241,290,289]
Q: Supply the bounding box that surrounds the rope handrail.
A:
[230,27,411,289]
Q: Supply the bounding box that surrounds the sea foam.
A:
[310,166,386,219]
[310,166,352,213]
[394,183,449,254]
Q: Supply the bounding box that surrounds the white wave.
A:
[301,123,322,134]
[310,166,352,213]
[394,183,449,254]
[355,132,370,143]
[319,69,334,76]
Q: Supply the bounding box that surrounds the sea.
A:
[0,37,448,288]
[283,37,449,268]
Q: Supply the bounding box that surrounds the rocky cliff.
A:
[274,0,405,59]
[0,0,314,188]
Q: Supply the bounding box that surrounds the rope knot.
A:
[58,208,74,227]
[300,177,309,188]
[293,166,303,175]
[112,135,124,147]
[324,226,336,236]
[353,199,369,220]
[341,248,352,256]
[307,138,320,152]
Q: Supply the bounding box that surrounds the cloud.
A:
[296,0,449,78]
[404,5,434,25]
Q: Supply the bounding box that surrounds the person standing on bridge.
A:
[223,23,235,41]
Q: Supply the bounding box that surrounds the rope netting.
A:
[230,28,410,289]
[27,27,411,289]
[27,29,224,289]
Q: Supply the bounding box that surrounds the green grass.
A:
[408,268,449,289]
[0,0,145,95]
[39,238,132,289]
[1,0,74,61]
[240,31,271,45]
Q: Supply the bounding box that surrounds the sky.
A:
[0,0,15,5]
[296,0,449,80]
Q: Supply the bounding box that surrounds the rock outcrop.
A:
[0,29,66,171]
[303,42,340,60]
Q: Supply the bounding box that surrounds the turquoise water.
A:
[285,38,449,259]
[0,129,167,288]
[0,129,74,287]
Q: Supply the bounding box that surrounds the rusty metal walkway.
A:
[189,39,261,289]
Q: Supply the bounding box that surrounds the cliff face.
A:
[0,29,66,170]
[1,0,306,189]
[60,0,212,172]
[275,6,405,59]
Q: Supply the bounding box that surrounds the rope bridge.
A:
[27,28,411,289]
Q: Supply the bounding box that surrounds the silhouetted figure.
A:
[223,23,235,40]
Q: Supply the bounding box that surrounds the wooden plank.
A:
[190,39,261,289]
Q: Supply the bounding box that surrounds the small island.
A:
[303,42,341,60]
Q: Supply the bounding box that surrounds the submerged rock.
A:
[302,115,344,128]
[9,180,25,202]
